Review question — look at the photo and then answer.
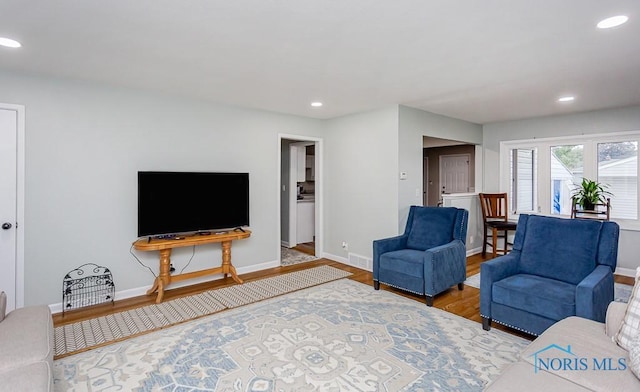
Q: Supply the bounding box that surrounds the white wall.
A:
[323,107,400,260]
[398,105,483,231]
[320,104,482,264]
[0,70,324,306]
[482,106,640,273]
[441,193,483,253]
[6,66,638,307]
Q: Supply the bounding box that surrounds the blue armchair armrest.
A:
[423,239,467,295]
[373,234,408,281]
[480,252,521,318]
[576,264,614,323]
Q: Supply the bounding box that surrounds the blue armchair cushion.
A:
[379,249,425,278]
[406,207,459,251]
[518,215,600,285]
[492,274,576,321]
[377,250,426,295]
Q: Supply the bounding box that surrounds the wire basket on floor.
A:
[62,263,114,315]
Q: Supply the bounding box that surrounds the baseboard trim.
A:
[322,252,348,264]
[324,249,483,269]
[49,259,281,314]
[615,267,636,278]
[322,252,374,271]
[466,247,482,257]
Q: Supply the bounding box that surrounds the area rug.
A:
[464,273,633,303]
[54,265,350,358]
[54,279,528,391]
[281,246,318,266]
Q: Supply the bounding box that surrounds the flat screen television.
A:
[137,171,249,237]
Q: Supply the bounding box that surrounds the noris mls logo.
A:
[529,344,627,373]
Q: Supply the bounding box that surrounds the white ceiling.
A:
[1,1,639,124]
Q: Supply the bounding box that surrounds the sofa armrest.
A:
[423,240,466,294]
[0,305,53,372]
[605,301,628,338]
[373,235,408,280]
[480,252,520,317]
[576,265,614,323]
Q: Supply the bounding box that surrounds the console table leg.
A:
[146,248,172,303]
[228,265,243,284]
[155,279,165,303]
[146,278,160,296]
[221,240,243,284]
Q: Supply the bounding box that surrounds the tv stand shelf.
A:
[133,229,251,303]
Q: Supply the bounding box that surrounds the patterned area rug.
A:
[281,246,318,266]
[464,273,633,302]
[54,279,528,391]
[54,265,351,358]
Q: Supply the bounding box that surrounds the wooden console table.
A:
[133,229,251,303]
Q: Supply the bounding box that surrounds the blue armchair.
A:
[481,214,619,336]
[373,206,469,306]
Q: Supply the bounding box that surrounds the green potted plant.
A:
[571,178,613,210]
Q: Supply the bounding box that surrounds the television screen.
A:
[137,171,249,237]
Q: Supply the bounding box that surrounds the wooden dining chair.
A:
[479,193,518,257]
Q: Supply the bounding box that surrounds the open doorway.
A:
[423,137,476,206]
[279,135,322,266]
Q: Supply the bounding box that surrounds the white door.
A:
[0,108,19,312]
[440,154,470,195]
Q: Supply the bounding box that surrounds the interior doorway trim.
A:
[277,134,323,263]
[423,157,429,206]
[1,102,25,309]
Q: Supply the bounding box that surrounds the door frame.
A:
[288,142,313,247]
[423,157,429,206]
[1,103,25,310]
[278,134,323,261]
[439,153,470,196]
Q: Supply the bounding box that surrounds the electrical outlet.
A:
[470,235,474,244]
[341,241,348,251]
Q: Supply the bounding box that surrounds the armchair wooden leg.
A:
[458,282,464,290]
[482,316,492,331]
[425,296,434,307]
[373,281,380,290]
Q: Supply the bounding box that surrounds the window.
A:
[510,148,536,213]
[501,133,640,226]
[550,145,583,215]
[598,141,638,220]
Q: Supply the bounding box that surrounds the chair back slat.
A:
[479,193,509,222]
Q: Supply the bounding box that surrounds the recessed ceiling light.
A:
[310,102,323,107]
[597,15,629,29]
[558,96,575,103]
[0,37,21,48]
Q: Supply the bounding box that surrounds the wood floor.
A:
[292,242,315,256]
[53,253,634,341]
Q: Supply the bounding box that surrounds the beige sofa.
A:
[486,301,640,391]
[0,295,54,392]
